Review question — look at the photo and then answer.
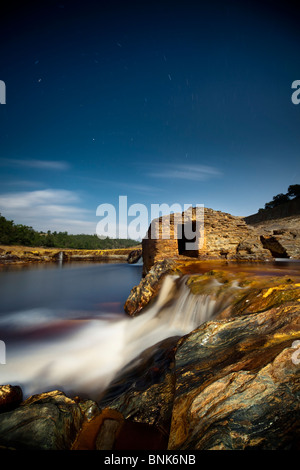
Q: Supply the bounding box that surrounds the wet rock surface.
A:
[127,249,142,264]
[1,269,300,450]
[0,385,23,413]
[124,258,178,315]
[98,336,179,436]
[0,390,89,449]
[168,293,300,449]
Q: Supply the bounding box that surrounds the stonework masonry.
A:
[142,207,271,274]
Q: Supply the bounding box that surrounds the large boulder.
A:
[260,230,300,259]
[1,270,300,450]
[168,279,300,450]
[123,270,300,450]
[0,390,99,450]
[99,336,179,436]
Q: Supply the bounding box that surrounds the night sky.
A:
[1,0,300,238]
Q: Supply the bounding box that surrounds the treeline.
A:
[0,214,140,249]
[258,184,300,212]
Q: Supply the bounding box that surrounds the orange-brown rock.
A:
[71,408,124,450]
[169,346,300,450]
[72,405,168,450]
[0,385,23,413]
[1,268,300,450]
[122,269,300,449]
[167,276,300,450]
[124,258,178,315]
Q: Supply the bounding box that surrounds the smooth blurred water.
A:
[0,268,224,399]
[0,259,299,399]
[0,261,143,395]
[0,261,143,319]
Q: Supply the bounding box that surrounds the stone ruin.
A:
[142,207,273,273]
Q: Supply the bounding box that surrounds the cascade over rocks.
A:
[123,272,300,450]
[124,258,178,315]
[1,206,300,450]
[1,271,300,450]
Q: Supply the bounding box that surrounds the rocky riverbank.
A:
[0,245,142,265]
[1,263,300,450]
[1,206,300,450]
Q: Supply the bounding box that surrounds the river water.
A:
[0,261,143,397]
[0,259,299,400]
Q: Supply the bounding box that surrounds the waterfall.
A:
[0,275,237,399]
[58,251,63,266]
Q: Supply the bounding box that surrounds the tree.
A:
[264,192,290,209]
[0,214,140,249]
[271,193,290,206]
[287,184,300,199]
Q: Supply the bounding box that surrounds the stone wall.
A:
[142,207,271,274]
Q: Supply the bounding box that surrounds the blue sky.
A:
[0,0,300,238]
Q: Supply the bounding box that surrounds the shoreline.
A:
[0,244,142,266]
[1,261,300,450]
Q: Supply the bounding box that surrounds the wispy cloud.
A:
[117,182,165,194]
[79,176,165,194]
[0,158,70,171]
[0,179,46,188]
[148,164,222,181]
[0,189,80,209]
[0,189,95,234]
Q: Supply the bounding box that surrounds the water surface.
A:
[0,259,299,399]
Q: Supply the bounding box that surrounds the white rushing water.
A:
[0,275,235,399]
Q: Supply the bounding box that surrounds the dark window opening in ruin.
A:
[177,221,198,257]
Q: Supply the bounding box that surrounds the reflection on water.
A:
[178,259,300,279]
[0,261,143,317]
[0,273,230,399]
